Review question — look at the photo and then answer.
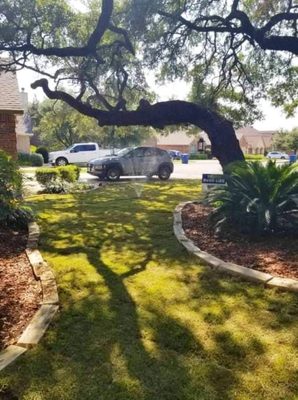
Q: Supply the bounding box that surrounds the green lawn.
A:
[1,180,297,400]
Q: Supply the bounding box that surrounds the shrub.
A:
[206,160,298,235]
[36,147,49,163]
[35,165,80,193]
[0,150,33,228]
[30,153,44,166]
[189,153,208,160]
[58,165,80,182]
[18,152,44,167]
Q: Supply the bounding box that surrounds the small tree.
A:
[273,128,298,154]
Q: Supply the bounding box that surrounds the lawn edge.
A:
[0,221,59,372]
[173,201,298,293]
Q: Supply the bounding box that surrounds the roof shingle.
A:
[0,69,23,113]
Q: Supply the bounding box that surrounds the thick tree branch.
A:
[31,78,244,167]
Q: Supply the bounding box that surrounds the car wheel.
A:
[106,166,121,181]
[158,165,171,180]
[281,156,285,159]
[56,157,68,166]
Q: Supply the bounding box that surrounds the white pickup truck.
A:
[48,143,114,166]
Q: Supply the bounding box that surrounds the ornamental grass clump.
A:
[207,160,298,235]
[0,150,33,228]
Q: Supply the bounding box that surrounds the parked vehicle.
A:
[167,150,181,160]
[87,146,174,181]
[48,143,113,166]
[267,151,289,160]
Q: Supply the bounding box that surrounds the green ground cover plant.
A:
[1,180,297,400]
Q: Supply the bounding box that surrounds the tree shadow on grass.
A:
[2,182,297,399]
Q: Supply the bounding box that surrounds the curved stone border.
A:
[0,222,59,371]
[174,201,298,293]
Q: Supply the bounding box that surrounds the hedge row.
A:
[244,154,265,160]
[35,165,80,187]
[189,153,209,160]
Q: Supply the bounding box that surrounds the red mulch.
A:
[182,203,298,280]
[0,229,42,350]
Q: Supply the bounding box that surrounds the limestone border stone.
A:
[0,221,59,372]
[173,202,298,293]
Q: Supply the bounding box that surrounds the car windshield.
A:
[116,148,133,157]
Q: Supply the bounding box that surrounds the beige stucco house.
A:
[0,68,32,157]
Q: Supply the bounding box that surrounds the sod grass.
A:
[1,180,297,400]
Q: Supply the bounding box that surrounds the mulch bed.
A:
[182,203,298,280]
[0,229,41,350]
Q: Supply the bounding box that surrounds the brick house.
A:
[236,126,274,154]
[0,69,32,158]
[143,130,203,154]
[143,126,274,155]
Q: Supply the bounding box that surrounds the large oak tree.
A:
[0,0,297,166]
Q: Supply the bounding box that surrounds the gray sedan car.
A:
[87,146,174,181]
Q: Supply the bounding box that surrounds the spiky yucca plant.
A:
[207,160,298,235]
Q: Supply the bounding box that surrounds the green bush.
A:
[30,153,44,166]
[206,160,298,235]
[189,153,209,160]
[36,147,49,163]
[244,154,265,160]
[18,152,44,166]
[58,165,80,182]
[35,165,80,193]
[0,150,33,228]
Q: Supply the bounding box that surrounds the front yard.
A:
[1,180,297,400]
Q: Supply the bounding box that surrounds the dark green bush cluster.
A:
[206,160,298,235]
[0,150,33,228]
[35,147,49,163]
[35,165,80,193]
[189,153,209,160]
[18,152,44,166]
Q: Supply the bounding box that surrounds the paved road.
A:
[80,160,223,183]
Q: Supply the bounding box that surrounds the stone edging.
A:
[173,201,298,293]
[0,222,59,371]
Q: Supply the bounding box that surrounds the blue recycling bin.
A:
[289,154,297,164]
[181,153,189,164]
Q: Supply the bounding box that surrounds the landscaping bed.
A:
[0,229,41,350]
[182,202,298,279]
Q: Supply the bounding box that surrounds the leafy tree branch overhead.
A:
[0,0,297,166]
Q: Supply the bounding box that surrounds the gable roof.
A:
[0,69,24,113]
